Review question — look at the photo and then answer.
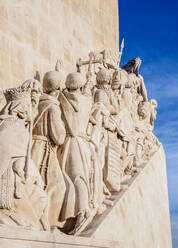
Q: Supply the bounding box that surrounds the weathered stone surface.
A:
[0,146,171,248]
[82,145,172,248]
[0,225,113,248]
[0,0,119,93]
[0,0,172,247]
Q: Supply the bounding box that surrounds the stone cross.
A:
[76,52,103,72]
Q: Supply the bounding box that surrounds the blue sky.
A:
[119,0,178,246]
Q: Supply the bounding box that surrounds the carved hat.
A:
[4,86,31,102]
[96,68,111,85]
[65,72,85,90]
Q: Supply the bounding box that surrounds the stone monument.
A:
[0,1,172,248]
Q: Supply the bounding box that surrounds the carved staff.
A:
[118,38,124,66]
[88,52,94,72]
[25,120,32,181]
[100,50,108,68]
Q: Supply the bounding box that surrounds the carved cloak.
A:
[0,115,48,229]
[58,91,95,221]
[0,116,29,209]
[31,94,66,226]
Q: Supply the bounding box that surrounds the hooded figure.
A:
[31,68,66,229]
[58,72,104,235]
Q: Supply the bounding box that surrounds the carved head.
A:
[96,68,111,86]
[3,87,32,120]
[122,57,142,76]
[43,70,64,94]
[111,69,130,90]
[149,99,157,109]
[65,72,85,90]
[21,79,42,107]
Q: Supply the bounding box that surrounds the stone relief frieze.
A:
[0,50,160,236]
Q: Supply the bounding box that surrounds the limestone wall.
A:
[0,0,119,91]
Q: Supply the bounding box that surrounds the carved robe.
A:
[0,115,29,209]
[31,94,66,227]
[128,73,147,102]
[0,115,47,230]
[94,87,121,192]
[58,90,99,221]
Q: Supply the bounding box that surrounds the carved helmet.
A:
[65,72,85,90]
[96,68,111,85]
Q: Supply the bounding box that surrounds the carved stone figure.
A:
[122,57,148,102]
[94,68,123,193]
[0,86,48,230]
[111,69,138,176]
[31,69,66,229]
[112,68,130,98]
[135,99,159,165]
[58,72,103,235]
[21,78,43,119]
[88,101,113,203]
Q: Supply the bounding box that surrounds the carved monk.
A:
[31,69,66,229]
[58,72,98,235]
